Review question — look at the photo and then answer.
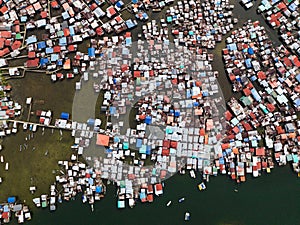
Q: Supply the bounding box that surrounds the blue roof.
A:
[88,47,95,57]
[146,145,151,155]
[8,197,16,203]
[69,26,75,36]
[110,106,117,115]
[227,43,237,51]
[40,57,49,66]
[248,48,254,55]
[95,186,102,193]
[251,88,261,102]
[60,112,69,120]
[136,139,142,148]
[45,47,53,54]
[51,54,59,62]
[116,0,124,7]
[174,110,180,117]
[132,0,138,3]
[37,41,46,49]
[145,115,152,125]
[59,37,67,46]
[245,58,252,68]
[296,74,300,83]
[294,98,300,107]
[26,36,37,45]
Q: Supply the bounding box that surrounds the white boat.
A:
[32,124,37,132]
[184,212,190,221]
[166,201,172,207]
[189,170,196,178]
[5,162,8,170]
[23,123,28,130]
[178,197,185,203]
[91,204,94,212]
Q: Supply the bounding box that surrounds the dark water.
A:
[9,1,300,225]
[13,166,300,225]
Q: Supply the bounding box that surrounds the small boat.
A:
[184,212,190,221]
[91,204,94,212]
[58,194,62,204]
[82,195,87,203]
[5,162,8,170]
[234,189,239,193]
[198,182,206,191]
[189,170,196,178]
[23,123,28,130]
[166,201,172,207]
[178,197,185,203]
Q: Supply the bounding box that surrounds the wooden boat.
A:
[198,182,206,191]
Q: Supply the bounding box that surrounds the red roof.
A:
[162,148,170,156]
[51,0,59,8]
[125,32,131,38]
[257,71,266,80]
[170,141,177,148]
[96,134,110,146]
[243,88,251,96]
[283,57,292,67]
[11,40,22,50]
[0,38,4,48]
[0,6,8,14]
[107,6,116,16]
[0,31,11,38]
[134,71,141,77]
[276,126,284,134]
[40,11,48,18]
[225,110,232,121]
[90,3,97,10]
[163,140,170,148]
[277,2,286,10]
[26,58,39,68]
[266,103,275,112]
[53,46,61,53]
[68,45,75,52]
[63,28,70,37]
[28,51,36,58]
[2,212,9,219]
[291,56,300,67]
[0,48,10,57]
[232,126,239,134]
[256,147,265,156]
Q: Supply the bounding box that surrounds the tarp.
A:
[88,47,95,57]
[96,134,109,146]
[95,186,102,193]
[60,112,69,120]
[7,197,16,203]
[248,48,254,55]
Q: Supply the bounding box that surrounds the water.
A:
[11,166,300,225]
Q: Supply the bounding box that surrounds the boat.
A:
[198,182,206,191]
[189,170,196,178]
[23,123,28,130]
[58,194,62,204]
[178,197,185,203]
[91,204,94,212]
[184,212,190,221]
[82,194,87,203]
[166,201,172,207]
